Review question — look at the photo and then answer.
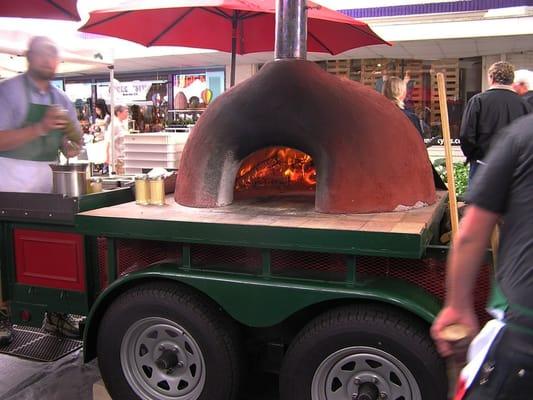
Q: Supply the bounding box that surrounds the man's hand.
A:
[431,305,479,359]
[39,106,69,134]
[62,138,81,158]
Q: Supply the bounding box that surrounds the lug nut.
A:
[354,378,361,385]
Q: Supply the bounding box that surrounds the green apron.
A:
[0,75,64,161]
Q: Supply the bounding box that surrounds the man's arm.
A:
[59,98,83,158]
[431,205,499,357]
[0,124,45,151]
[459,97,481,161]
[0,107,69,151]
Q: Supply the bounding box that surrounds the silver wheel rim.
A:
[311,346,422,400]
[120,317,206,400]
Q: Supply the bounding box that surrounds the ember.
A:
[235,147,316,194]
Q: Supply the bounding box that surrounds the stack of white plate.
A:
[123,132,190,175]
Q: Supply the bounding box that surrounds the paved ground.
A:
[0,352,457,400]
[0,351,279,400]
[0,351,100,400]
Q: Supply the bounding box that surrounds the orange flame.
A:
[235,147,316,191]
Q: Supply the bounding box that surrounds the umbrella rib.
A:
[201,8,262,20]
[240,11,264,20]
[148,8,196,46]
[202,7,232,19]
[347,23,386,44]
[47,0,78,20]
[83,11,134,29]
[308,31,334,54]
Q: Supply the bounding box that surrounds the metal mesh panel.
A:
[97,238,182,289]
[0,326,81,362]
[96,237,107,290]
[270,250,347,281]
[191,244,262,274]
[357,256,491,323]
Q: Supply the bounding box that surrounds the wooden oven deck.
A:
[76,191,448,258]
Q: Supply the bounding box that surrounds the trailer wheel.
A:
[280,304,447,400]
[97,282,241,400]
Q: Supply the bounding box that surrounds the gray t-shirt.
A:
[467,114,533,327]
[0,73,79,132]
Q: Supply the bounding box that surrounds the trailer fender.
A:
[83,263,441,361]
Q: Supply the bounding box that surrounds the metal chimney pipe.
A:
[275,0,307,60]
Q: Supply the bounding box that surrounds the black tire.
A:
[279,304,447,400]
[97,282,241,400]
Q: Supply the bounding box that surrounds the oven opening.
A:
[234,146,316,203]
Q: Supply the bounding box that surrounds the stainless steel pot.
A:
[49,163,89,197]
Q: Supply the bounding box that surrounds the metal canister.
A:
[49,163,88,197]
[135,174,150,205]
[149,175,166,206]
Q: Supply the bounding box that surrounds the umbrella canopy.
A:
[0,0,80,21]
[79,0,388,85]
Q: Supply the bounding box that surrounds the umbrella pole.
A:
[109,65,115,176]
[230,14,237,87]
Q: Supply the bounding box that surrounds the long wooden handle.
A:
[437,72,459,237]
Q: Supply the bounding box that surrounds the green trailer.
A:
[0,189,489,400]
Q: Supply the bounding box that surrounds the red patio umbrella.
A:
[79,0,388,86]
[0,0,80,21]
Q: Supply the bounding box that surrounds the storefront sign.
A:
[98,80,163,104]
[114,81,153,101]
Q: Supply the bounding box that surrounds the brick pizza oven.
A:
[175,0,436,214]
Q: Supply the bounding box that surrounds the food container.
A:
[88,177,103,194]
[49,163,89,197]
[134,175,150,205]
[149,175,165,206]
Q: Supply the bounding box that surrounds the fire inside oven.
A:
[234,146,316,198]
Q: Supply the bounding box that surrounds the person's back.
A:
[460,61,531,182]
[461,88,530,161]
[523,91,533,108]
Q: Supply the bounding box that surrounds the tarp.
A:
[0,351,100,400]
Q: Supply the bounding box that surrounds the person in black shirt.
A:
[459,61,531,185]
[432,114,533,399]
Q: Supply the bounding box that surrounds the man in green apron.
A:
[0,37,82,344]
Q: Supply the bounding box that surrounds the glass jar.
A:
[149,175,166,206]
[89,177,103,193]
[134,174,150,205]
